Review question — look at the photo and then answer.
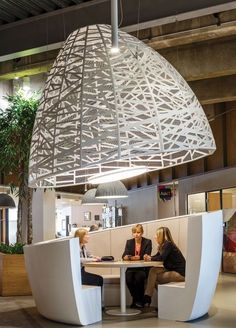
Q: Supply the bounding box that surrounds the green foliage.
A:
[0,90,39,193]
[0,242,25,254]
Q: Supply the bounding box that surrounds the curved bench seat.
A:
[24,238,102,326]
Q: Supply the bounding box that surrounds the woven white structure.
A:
[29,24,216,188]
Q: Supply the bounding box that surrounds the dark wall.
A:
[115,185,158,225]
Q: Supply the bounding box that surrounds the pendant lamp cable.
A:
[118,0,123,27]
[135,0,141,58]
[45,18,49,74]
[62,13,66,41]
[136,0,141,40]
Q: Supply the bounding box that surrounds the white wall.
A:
[116,185,158,224]
[71,204,103,227]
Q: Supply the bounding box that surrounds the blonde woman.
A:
[74,228,103,287]
[122,224,152,308]
[143,227,185,306]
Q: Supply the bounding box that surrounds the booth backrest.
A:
[158,211,223,321]
[87,215,189,275]
[186,211,223,319]
[24,238,101,325]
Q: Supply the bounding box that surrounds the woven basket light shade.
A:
[95,181,128,199]
[81,188,108,205]
[29,24,216,188]
[0,193,16,208]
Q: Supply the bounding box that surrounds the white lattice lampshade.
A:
[29,24,216,188]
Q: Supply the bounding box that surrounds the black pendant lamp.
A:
[0,193,16,209]
[81,188,108,205]
[95,181,128,199]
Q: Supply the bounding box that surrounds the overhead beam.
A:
[124,1,236,32]
[147,21,236,49]
[1,35,236,84]
[190,75,236,105]
[2,67,236,106]
[0,63,52,80]
[159,37,236,81]
[0,49,59,80]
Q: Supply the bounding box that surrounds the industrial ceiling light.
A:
[81,188,108,205]
[95,181,128,199]
[0,193,16,208]
[28,9,215,188]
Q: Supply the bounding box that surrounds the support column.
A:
[32,189,56,243]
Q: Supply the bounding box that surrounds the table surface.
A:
[84,260,163,268]
[84,260,163,316]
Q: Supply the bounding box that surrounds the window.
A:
[188,193,206,214]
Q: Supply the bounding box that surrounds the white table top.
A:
[84,260,163,269]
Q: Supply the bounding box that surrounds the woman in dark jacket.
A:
[122,224,152,308]
[143,226,185,306]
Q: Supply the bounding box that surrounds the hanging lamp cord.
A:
[118,0,123,27]
[136,0,141,40]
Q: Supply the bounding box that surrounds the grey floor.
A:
[0,273,235,328]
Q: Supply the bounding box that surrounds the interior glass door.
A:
[207,191,221,211]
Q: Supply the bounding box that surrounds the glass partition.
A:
[187,193,206,214]
[207,191,221,211]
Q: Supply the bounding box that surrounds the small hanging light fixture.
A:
[28,3,215,188]
[95,181,128,199]
[81,188,108,205]
[0,193,16,208]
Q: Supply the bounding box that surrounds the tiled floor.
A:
[0,273,235,328]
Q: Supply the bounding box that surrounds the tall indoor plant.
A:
[0,90,39,244]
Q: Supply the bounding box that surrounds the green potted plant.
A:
[0,90,39,244]
[0,242,31,296]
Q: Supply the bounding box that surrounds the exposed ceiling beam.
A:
[1,34,236,83]
[160,37,236,81]
[2,68,236,106]
[147,21,236,49]
[1,0,236,61]
[124,1,236,32]
[190,75,236,104]
[0,63,52,80]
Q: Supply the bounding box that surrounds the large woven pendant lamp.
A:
[29,24,215,188]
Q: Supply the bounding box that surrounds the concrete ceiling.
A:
[1,1,236,107]
[0,0,90,26]
[1,0,236,60]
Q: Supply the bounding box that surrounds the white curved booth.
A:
[24,238,102,326]
[24,211,223,324]
[158,211,223,321]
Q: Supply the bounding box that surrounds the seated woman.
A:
[143,226,185,306]
[89,224,99,232]
[122,224,152,308]
[74,228,103,288]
